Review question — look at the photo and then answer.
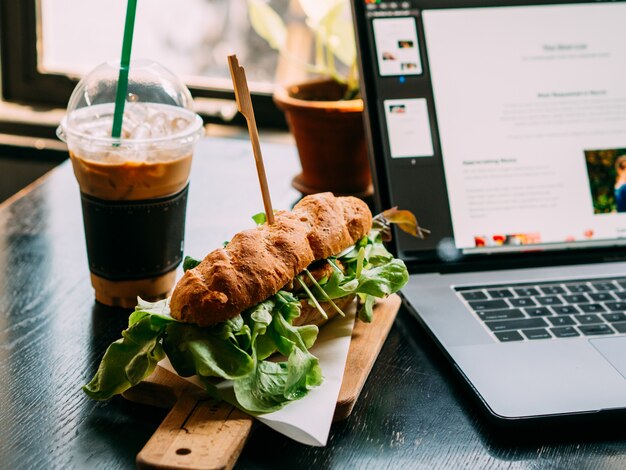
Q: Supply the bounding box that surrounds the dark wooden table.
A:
[1,135,626,469]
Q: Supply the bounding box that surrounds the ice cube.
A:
[125,102,149,124]
[129,122,153,140]
[171,117,191,133]
[148,112,168,138]
[121,103,150,137]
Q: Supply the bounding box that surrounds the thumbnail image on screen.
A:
[373,17,422,76]
[585,147,626,214]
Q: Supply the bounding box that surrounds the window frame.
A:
[0,0,286,129]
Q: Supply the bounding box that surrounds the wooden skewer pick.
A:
[228,54,275,225]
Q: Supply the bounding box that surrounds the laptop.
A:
[351,0,626,423]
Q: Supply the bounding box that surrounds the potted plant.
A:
[248,0,372,197]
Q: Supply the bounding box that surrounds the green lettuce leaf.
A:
[84,225,410,411]
[83,299,176,400]
[310,234,409,321]
[183,256,201,271]
[354,258,409,298]
[233,360,290,413]
[231,290,321,413]
[245,298,276,360]
[163,321,255,380]
[233,328,322,413]
[252,212,267,226]
[357,294,377,323]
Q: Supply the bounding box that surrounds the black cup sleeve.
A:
[80,184,189,281]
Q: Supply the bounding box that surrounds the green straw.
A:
[111,0,138,139]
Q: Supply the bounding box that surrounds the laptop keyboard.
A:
[456,278,626,342]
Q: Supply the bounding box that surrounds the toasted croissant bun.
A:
[170,192,372,326]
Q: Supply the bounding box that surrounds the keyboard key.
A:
[565,284,591,293]
[547,316,575,326]
[604,302,626,312]
[470,279,626,341]
[578,303,606,313]
[537,296,562,306]
[540,285,565,295]
[522,328,552,340]
[613,322,626,333]
[468,299,509,311]
[588,292,615,302]
[576,314,603,324]
[477,309,525,321]
[495,331,524,342]
[513,287,540,297]
[578,324,614,336]
[485,318,549,332]
[591,282,617,291]
[461,291,487,301]
[525,307,552,316]
[551,326,580,338]
[509,297,537,308]
[613,291,626,300]
[562,294,589,304]
[552,305,579,315]
[487,289,514,298]
[602,312,626,323]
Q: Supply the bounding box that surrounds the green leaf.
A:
[323,237,409,302]
[367,240,394,264]
[183,256,201,272]
[233,290,321,413]
[251,212,267,226]
[233,360,290,413]
[322,270,358,299]
[304,268,345,317]
[246,299,278,360]
[319,1,356,67]
[164,322,255,380]
[299,0,341,24]
[234,324,252,352]
[296,324,319,349]
[254,334,279,362]
[233,343,322,413]
[356,258,409,298]
[83,309,175,400]
[223,315,245,337]
[233,325,321,413]
[83,290,326,413]
[328,18,356,67]
[269,313,297,357]
[133,297,172,321]
[284,345,322,400]
[247,0,287,51]
[357,294,376,322]
[274,291,301,322]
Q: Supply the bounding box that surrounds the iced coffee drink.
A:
[58,60,203,307]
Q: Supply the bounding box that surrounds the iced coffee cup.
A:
[57,59,204,308]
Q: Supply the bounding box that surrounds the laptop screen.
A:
[354,0,626,264]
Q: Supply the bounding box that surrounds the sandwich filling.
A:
[83,198,422,413]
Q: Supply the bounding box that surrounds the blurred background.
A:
[0,0,324,202]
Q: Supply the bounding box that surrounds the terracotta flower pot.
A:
[273,79,373,197]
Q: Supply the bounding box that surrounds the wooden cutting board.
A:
[123,294,401,470]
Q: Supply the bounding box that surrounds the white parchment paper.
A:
[159,306,356,446]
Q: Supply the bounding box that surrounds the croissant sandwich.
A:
[84,193,420,413]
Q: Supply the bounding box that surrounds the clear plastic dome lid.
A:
[57,59,203,145]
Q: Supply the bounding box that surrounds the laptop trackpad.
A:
[590,337,626,380]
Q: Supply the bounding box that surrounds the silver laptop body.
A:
[352,0,626,421]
